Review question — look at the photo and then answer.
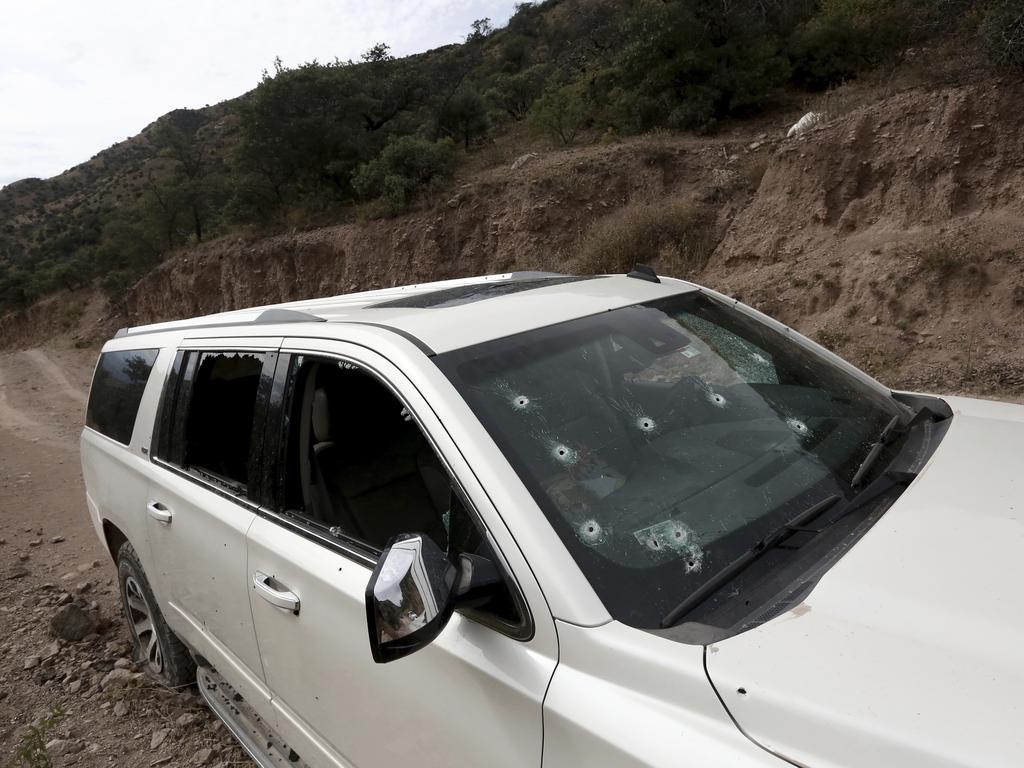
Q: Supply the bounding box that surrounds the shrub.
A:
[526,80,592,145]
[978,0,1024,70]
[351,136,457,213]
[576,195,718,276]
[790,0,918,88]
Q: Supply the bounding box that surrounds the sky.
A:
[0,0,520,189]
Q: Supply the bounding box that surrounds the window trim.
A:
[264,350,535,641]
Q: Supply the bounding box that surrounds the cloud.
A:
[0,0,518,188]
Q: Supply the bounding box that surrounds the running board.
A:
[197,665,308,768]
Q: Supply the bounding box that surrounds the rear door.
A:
[246,338,558,768]
[146,337,279,705]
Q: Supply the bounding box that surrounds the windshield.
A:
[436,291,910,628]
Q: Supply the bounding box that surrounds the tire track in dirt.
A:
[0,351,77,452]
[22,348,89,406]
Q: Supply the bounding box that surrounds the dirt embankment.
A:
[2,81,1022,400]
[705,80,1024,398]
[120,131,757,324]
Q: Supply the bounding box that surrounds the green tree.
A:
[439,89,490,149]
[526,80,592,144]
[351,136,456,212]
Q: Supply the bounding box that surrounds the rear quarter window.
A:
[86,349,160,444]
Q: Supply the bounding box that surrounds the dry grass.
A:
[737,153,770,191]
[574,194,718,277]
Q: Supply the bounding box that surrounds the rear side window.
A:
[156,350,268,495]
[86,349,159,444]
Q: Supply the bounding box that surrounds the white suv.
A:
[81,270,1023,768]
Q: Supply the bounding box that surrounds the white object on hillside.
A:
[787,111,824,138]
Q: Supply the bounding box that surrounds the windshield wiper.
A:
[849,415,903,488]
[850,404,938,489]
[660,494,841,629]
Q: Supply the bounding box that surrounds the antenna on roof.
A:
[627,264,661,284]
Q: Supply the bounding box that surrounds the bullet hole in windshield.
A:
[512,395,532,411]
[707,391,728,408]
[633,519,704,572]
[576,519,607,546]
[611,398,659,436]
[786,417,810,436]
[636,415,657,433]
[550,442,578,465]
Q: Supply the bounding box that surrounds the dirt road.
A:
[0,346,250,767]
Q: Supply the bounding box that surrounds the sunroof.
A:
[369,275,603,309]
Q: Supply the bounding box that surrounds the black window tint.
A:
[86,349,159,444]
[181,352,264,489]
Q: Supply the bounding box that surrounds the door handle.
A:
[146,501,173,524]
[252,571,300,614]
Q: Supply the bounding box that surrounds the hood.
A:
[706,395,1024,768]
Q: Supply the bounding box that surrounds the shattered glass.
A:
[438,292,909,627]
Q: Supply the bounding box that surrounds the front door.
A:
[146,339,278,704]
[246,342,557,768]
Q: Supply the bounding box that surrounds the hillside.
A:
[3,0,1023,314]
[2,0,1023,402]
[4,79,1021,404]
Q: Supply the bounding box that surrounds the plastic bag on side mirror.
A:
[365,534,458,664]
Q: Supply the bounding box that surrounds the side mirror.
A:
[365,534,457,664]
[366,535,506,663]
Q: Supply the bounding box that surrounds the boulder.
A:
[49,604,98,641]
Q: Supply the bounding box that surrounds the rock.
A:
[41,640,61,660]
[24,655,41,670]
[176,712,196,728]
[57,592,73,606]
[113,700,129,717]
[50,536,65,544]
[114,657,132,669]
[28,539,42,547]
[100,667,140,690]
[195,747,217,765]
[151,727,169,749]
[74,580,92,594]
[50,604,98,641]
[6,566,29,580]
[45,739,84,756]
[18,552,29,561]
[68,679,83,694]
[748,141,762,150]
[510,152,539,171]
[868,315,879,325]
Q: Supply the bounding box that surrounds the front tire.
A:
[117,542,195,687]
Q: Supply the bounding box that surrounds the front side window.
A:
[276,355,522,626]
[437,292,913,629]
[86,348,159,444]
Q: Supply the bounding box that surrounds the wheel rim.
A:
[124,575,164,674]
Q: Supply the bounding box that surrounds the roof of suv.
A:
[119,271,700,355]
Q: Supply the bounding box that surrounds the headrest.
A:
[312,388,331,443]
